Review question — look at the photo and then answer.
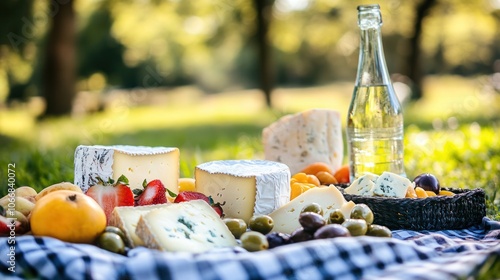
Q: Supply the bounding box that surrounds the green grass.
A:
[1,76,499,219]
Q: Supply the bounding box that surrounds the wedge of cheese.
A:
[373,172,413,198]
[262,109,343,174]
[74,145,179,195]
[135,200,237,252]
[109,204,168,247]
[269,186,348,234]
[195,160,290,222]
[344,173,379,196]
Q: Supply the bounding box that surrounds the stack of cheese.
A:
[344,172,414,198]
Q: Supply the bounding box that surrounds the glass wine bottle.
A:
[347,4,405,181]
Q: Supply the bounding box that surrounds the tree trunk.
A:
[253,0,274,108]
[405,0,438,100]
[42,0,76,116]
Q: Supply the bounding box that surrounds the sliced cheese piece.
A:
[269,186,347,234]
[74,145,179,195]
[262,109,343,174]
[135,200,237,252]
[109,204,168,247]
[344,173,379,196]
[373,172,413,198]
[195,160,290,222]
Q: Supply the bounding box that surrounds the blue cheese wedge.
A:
[195,160,290,222]
[344,173,379,196]
[135,200,237,252]
[373,172,413,198]
[262,109,344,174]
[109,204,167,247]
[74,145,179,194]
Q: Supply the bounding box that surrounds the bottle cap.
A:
[357,4,382,30]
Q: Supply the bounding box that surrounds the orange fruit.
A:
[306,174,321,186]
[315,171,338,185]
[30,190,106,244]
[290,182,316,200]
[300,162,333,176]
[178,178,196,192]
[334,165,350,184]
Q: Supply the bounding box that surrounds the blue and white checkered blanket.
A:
[1,217,499,280]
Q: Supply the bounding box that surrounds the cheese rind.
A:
[262,109,343,174]
[109,204,167,247]
[195,160,290,222]
[269,186,347,234]
[74,145,179,194]
[135,200,237,252]
[373,172,413,198]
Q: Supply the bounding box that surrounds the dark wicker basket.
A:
[339,186,486,230]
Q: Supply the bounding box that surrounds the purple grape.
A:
[414,173,440,194]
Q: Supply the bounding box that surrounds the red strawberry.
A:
[174,191,210,204]
[85,175,134,223]
[174,191,224,218]
[135,179,168,206]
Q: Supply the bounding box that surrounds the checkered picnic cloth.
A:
[1,217,499,280]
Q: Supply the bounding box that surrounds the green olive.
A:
[104,226,129,247]
[350,204,374,225]
[342,219,368,236]
[240,231,269,252]
[366,224,392,238]
[301,203,324,216]
[223,218,247,239]
[327,209,345,224]
[248,215,274,235]
[298,212,326,233]
[97,232,125,254]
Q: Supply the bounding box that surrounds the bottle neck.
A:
[355,27,392,87]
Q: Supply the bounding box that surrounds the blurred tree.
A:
[42,0,76,116]
[404,0,438,101]
[253,0,274,108]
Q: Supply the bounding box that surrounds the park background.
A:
[0,0,499,218]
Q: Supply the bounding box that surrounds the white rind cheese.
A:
[74,145,179,193]
[109,204,167,247]
[344,173,379,196]
[373,172,413,198]
[269,186,347,234]
[135,200,237,252]
[262,109,343,174]
[195,160,290,222]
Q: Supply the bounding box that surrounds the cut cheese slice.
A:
[135,200,237,252]
[373,172,413,198]
[269,186,347,234]
[74,145,179,196]
[262,109,343,174]
[344,173,379,196]
[195,160,290,222]
[109,204,167,247]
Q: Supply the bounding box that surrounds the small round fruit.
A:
[334,165,350,184]
[327,209,345,224]
[223,218,247,239]
[301,203,323,215]
[290,227,314,243]
[30,190,107,244]
[240,231,269,252]
[350,204,374,226]
[248,215,274,235]
[414,173,440,194]
[313,224,351,239]
[266,232,291,249]
[342,219,368,236]
[298,212,326,233]
[97,232,125,254]
[366,224,392,237]
[104,226,129,247]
